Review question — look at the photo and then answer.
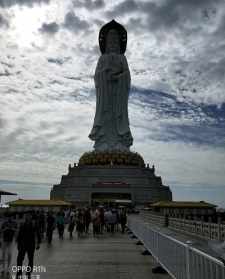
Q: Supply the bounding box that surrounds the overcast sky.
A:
[0,0,225,206]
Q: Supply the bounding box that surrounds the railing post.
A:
[218,223,221,241]
[185,243,191,279]
[209,222,211,240]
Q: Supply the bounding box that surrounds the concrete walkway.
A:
[9,230,171,279]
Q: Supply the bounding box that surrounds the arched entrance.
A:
[91,192,132,206]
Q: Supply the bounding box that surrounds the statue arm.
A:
[111,55,130,86]
[94,55,111,86]
[95,55,130,85]
[121,55,130,77]
[95,55,112,74]
[94,56,103,87]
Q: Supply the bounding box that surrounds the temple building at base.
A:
[8,199,71,212]
[50,152,172,206]
[149,201,217,221]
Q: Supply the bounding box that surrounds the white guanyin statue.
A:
[89,20,133,151]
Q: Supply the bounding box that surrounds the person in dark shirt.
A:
[76,209,85,237]
[46,211,55,244]
[99,207,105,234]
[56,211,65,240]
[0,213,17,277]
[68,214,75,239]
[84,208,91,234]
[16,212,41,279]
[119,208,127,234]
[38,210,46,240]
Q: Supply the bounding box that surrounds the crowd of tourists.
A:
[0,206,127,278]
[55,206,127,239]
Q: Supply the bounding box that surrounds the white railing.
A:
[141,212,225,241]
[141,211,165,226]
[169,218,225,241]
[127,215,225,279]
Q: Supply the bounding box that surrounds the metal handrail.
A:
[128,215,225,279]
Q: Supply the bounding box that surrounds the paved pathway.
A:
[8,230,171,279]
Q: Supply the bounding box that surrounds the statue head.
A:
[98,19,127,54]
[106,29,120,54]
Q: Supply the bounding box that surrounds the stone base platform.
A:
[50,163,172,205]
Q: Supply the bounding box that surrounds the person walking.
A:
[0,213,17,278]
[110,209,118,233]
[119,208,127,233]
[56,212,65,240]
[84,208,91,234]
[68,214,75,239]
[99,207,105,234]
[38,210,46,241]
[92,208,101,235]
[104,208,112,233]
[16,212,41,279]
[46,212,55,244]
[76,209,84,237]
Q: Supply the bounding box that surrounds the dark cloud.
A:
[94,19,105,28]
[63,11,90,33]
[0,116,5,129]
[34,81,43,89]
[106,0,138,18]
[4,87,19,94]
[50,79,64,85]
[72,0,105,10]
[64,76,82,81]
[142,0,224,33]
[131,87,225,124]
[0,69,11,76]
[39,22,59,34]
[107,0,224,31]
[0,13,9,28]
[131,87,225,147]
[161,123,225,147]
[207,58,225,80]
[213,13,225,40]
[1,61,14,68]
[47,57,71,65]
[126,17,143,32]
[107,1,181,33]
[0,0,50,8]
[47,58,63,65]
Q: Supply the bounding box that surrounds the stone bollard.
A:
[152,266,168,274]
[141,249,152,256]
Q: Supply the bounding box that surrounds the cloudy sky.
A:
[0,0,225,206]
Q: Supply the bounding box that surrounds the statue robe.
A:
[89,53,133,151]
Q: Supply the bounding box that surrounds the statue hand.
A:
[105,69,120,81]
[104,66,113,72]
[105,70,115,81]
[111,73,119,81]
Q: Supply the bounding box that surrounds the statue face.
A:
[106,29,120,54]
